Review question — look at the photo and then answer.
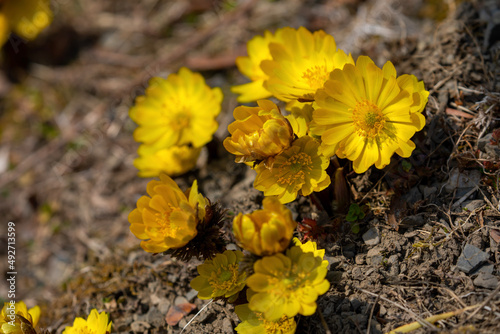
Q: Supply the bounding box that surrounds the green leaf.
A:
[351,222,360,234]
[346,203,364,222]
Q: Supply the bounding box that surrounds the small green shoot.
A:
[401,159,412,172]
[346,203,365,234]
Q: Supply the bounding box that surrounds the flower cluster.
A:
[0,0,52,46]
[129,67,223,177]
[186,200,329,334]
[122,24,428,334]
[228,26,428,201]
[224,99,330,203]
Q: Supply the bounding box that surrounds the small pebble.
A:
[473,273,498,289]
[362,227,380,246]
[456,244,489,274]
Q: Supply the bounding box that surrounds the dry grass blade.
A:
[366,295,380,334]
[318,307,332,334]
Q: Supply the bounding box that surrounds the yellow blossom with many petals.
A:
[190,250,247,302]
[223,100,293,164]
[310,56,428,173]
[128,173,209,253]
[261,27,354,102]
[254,136,330,204]
[235,303,296,334]
[232,197,297,256]
[231,29,287,102]
[62,309,112,334]
[0,0,52,46]
[246,241,330,321]
[133,144,201,177]
[0,301,40,334]
[129,67,223,152]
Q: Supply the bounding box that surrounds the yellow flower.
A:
[62,309,112,334]
[231,29,287,102]
[235,303,296,334]
[261,27,354,102]
[0,0,52,45]
[190,250,247,302]
[246,241,330,321]
[254,136,330,204]
[128,173,209,253]
[223,100,293,164]
[0,301,40,334]
[129,67,223,151]
[133,144,201,177]
[310,56,428,173]
[233,197,297,256]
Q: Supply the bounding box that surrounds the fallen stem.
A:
[317,307,332,334]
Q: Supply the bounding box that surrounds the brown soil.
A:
[1,0,499,333]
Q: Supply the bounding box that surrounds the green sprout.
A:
[346,203,365,234]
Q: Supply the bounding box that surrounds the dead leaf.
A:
[387,195,407,231]
[445,107,475,119]
[165,302,196,326]
[490,229,500,243]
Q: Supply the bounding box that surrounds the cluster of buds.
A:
[224,99,331,204]
[228,25,429,187]
[127,175,330,334]
[188,198,330,333]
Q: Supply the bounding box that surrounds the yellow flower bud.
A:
[232,197,297,256]
[223,100,293,164]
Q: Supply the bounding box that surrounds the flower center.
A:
[352,100,385,138]
[277,152,313,186]
[257,312,295,333]
[171,109,191,131]
[301,65,329,90]
[209,264,239,290]
[155,204,179,236]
